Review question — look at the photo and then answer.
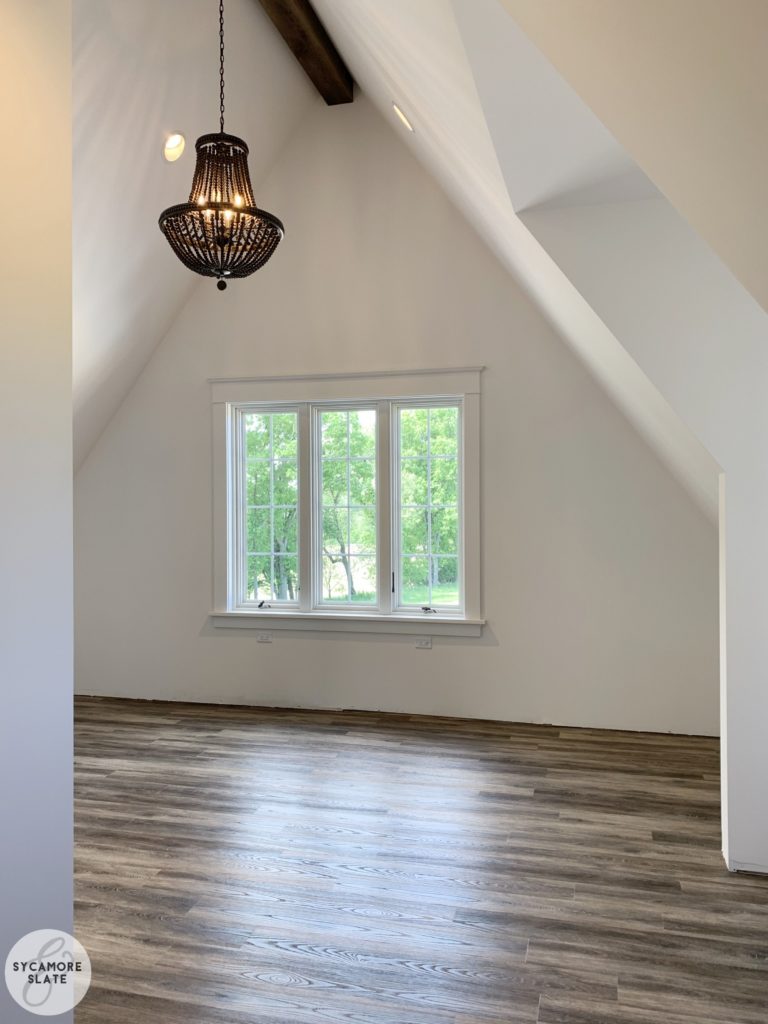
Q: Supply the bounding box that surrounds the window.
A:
[241,410,299,603]
[396,404,461,610]
[212,369,482,636]
[318,408,378,605]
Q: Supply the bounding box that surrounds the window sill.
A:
[210,610,484,637]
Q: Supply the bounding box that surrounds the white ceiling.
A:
[73,0,717,514]
[452,0,656,213]
[501,0,768,315]
[72,0,315,466]
[309,0,715,517]
[312,0,655,222]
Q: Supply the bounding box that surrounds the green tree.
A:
[399,406,459,604]
[321,410,376,601]
[245,412,298,601]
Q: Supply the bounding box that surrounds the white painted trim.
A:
[377,400,393,615]
[210,610,485,637]
[725,856,768,876]
[212,402,230,613]
[718,471,729,865]
[211,366,484,385]
[298,405,312,612]
[231,405,302,609]
[211,367,483,405]
[463,391,482,620]
[311,401,381,612]
[391,398,468,615]
[211,368,483,633]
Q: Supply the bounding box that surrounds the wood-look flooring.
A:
[74,697,768,1024]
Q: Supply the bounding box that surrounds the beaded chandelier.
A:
[159,0,284,291]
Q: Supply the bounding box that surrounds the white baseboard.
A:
[725,855,768,876]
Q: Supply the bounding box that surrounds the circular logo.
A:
[5,930,91,1016]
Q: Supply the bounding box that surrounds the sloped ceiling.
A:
[309,0,718,517]
[74,0,718,516]
[500,0,768,316]
[72,0,315,466]
[450,0,656,213]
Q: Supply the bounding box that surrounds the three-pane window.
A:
[232,398,465,616]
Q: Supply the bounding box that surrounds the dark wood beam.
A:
[257,0,354,106]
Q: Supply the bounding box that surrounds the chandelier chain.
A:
[219,0,225,132]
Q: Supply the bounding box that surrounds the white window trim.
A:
[311,400,381,612]
[211,368,483,637]
[391,397,465,616]
[232,402,302,610]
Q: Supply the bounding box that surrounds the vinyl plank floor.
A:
[74,697,768,1023]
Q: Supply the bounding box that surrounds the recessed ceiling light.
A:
[392,103,414,132]
[163,133,186,162]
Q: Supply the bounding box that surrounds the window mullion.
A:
[377,400,392,614]
[298,404,312,612]
[235,408,246,608]
[392,403,405,612]
[461,394,478,619]
[346,413,351,602]
[268,415,275,601]
[426,407,433,607]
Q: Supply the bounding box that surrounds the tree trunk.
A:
[325,508,356,598]
[342,553,355,597]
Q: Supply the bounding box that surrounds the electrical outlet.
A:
[257,632,273,644]
[415,637,432,649]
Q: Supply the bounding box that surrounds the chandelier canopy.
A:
[159,1,284,290]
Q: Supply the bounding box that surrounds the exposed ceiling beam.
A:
[257,0,354,105]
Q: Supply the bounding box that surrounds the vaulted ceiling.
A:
[72,0,667,466]
[73,0,766,504]
[501,0,768,316]
[307,0,718,516]
[73,0,315,465]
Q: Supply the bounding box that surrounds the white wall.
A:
[520,196,768,869]
[75,95,718,734]
[0,4,73,1021]
[453,1,768,870]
